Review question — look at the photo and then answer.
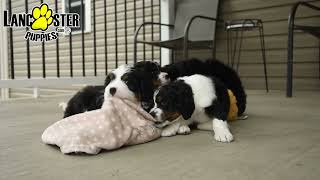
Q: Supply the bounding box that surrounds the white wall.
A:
[0,0,9,100]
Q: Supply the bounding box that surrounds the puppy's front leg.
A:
[161,121,181,137]
[177,125,191,135]
[212,118,234,143]
[161,117,191,136]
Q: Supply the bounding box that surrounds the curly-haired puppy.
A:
[150,74,234,143]
[62,61,168,118]
[161,58,246,116]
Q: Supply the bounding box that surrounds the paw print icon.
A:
[31,4,53,31]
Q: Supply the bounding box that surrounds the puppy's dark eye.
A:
[109,73,115,80]
[161,102,166,107]
[105,73,116,85]
[121,74,129,83]
[152,71,160,75]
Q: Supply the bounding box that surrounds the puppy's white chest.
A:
[180,75,217,108]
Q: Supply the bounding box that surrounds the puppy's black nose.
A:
[109,87,116,96]
[165,74,169,79]
[150,111,156,118]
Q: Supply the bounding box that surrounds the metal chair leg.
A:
[212,31,217,59]
[171,50,175,63]
[236,28,244,72]
[318,40,320,79]
[212,42,216,59]
[231,30,239,68]
[183,38,189,60]
[184,48,188,60]
[230,31,233,66]
[227,30,230,65]
[259,25,269,92]
[287,23,294,97]
[133,35,138,64]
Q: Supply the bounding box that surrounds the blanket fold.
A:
[42,97,161,154]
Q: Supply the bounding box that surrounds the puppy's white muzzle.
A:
[149,107,165,122]
[158,72,170,85]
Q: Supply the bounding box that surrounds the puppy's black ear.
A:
[175,83,195,120]
[161,65,177,81]
[104,73,115,86]
[95,94,105,108]
[138,73,154,104]
[178,96,195,120]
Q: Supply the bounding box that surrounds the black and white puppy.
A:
[150,74,234,143]
[104,64,155,107]
[62,85,105,118]
[161,58,246,116]
[104,62,169,110]
[62,61,168,118]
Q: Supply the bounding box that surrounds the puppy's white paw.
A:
[214,130,234,143]
[177,125,191,135]
[212,119,234,143]
[59,102,67,111]
[161,127,178,137]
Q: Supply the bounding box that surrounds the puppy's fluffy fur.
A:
[161,58,247,115]
[63,86,105,118]
[104,64,156,110]
[63,61,164,118]
[150,74,234,142]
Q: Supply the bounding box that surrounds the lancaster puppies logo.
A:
[3,3,80,42]
[31,4,54,31]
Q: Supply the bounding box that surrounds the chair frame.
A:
[225,19,268,92]
[287,1,320,97]
[133,15,222,63]
[133,22,174,64]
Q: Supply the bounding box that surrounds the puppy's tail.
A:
[58,102,68,111]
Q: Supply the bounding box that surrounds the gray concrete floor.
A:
[1,90,320,180]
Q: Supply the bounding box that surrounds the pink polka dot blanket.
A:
[41,97,161,154]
